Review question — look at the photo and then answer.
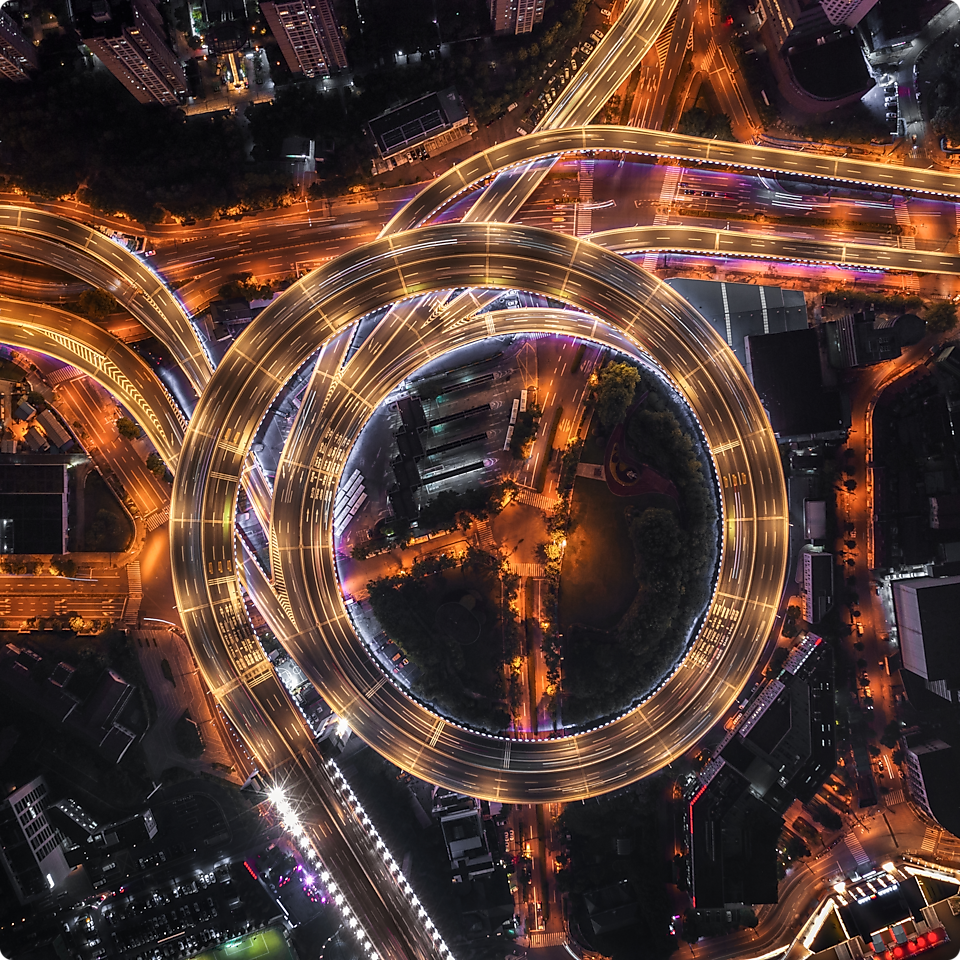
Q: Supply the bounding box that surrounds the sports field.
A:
[191,927,294,960]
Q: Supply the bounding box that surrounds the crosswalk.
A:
[921,826,940,855]
[123,561,142,626]
[845,831,872,871]
[145,507,169,531]
[516,486,555,512]
[643,168,681,270]
[509,562,546,578]
[475,519,496,550]
[577,159,594,237]
[524,931,568,948]
[884,788,905,806]
[47,364,84,385]
[893,199,914,248]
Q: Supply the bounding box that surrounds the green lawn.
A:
[191,928,294,960]
[560,475,676,633]
[81,470,134,552]
[561,478,636,632]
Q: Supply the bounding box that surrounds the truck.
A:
[95,225,155,256]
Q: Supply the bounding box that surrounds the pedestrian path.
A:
[576,462,605,479]
[123,561,142,626]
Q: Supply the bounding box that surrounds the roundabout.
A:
[170,220,788,803]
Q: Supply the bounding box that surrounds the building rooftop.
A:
[368,88,467,158]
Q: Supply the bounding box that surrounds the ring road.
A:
[170,221,788,803]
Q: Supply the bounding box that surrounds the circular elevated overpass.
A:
[170,221,788,802]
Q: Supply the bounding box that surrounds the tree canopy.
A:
[595,361,640,428]
[925,300,957,334]
[678,107,735,142]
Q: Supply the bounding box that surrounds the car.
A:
[394,657,409,672]
[591,29,604,42]
[682,188,696,194]
[701,190,715,197]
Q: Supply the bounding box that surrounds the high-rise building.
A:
[0,778,70,903]
[260,0,346,78]
[892,575,960,702]
[487,0,544,35]
[0,8,38,81]
[81,0,187,106]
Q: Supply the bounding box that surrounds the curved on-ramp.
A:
[383,126,960,236]
[0,297,185,465]
[589,224,960,275]
[170,222,788,803]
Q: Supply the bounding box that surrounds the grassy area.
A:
[560,478,640,632]
[81,470,133,552]
[192,927,294,960]
[809,907,846,954]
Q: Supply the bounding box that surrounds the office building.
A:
[902,732,960,838]
[0,778,70,903]
[893,576,960,701]
[488,0,544,34]
[0,8,37,81]
[80,0,187,106]
[260,0,346,78]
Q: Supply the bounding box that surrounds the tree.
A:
[880,720,902,748]
[595,361,640,428]
[146,452,166,479]
[78,288,118,320]
[116,416,141,441]
[49,556,77,577]
[678,107,735,141]
[925,300,958,334]
[174,711,203,758]
[26,390,45,409]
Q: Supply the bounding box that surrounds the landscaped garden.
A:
[556,363,720,725]
[366,549,521,732]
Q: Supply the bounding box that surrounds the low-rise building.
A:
[433,788,495,881]
[803,551,834,623]
[368,88,472,173]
